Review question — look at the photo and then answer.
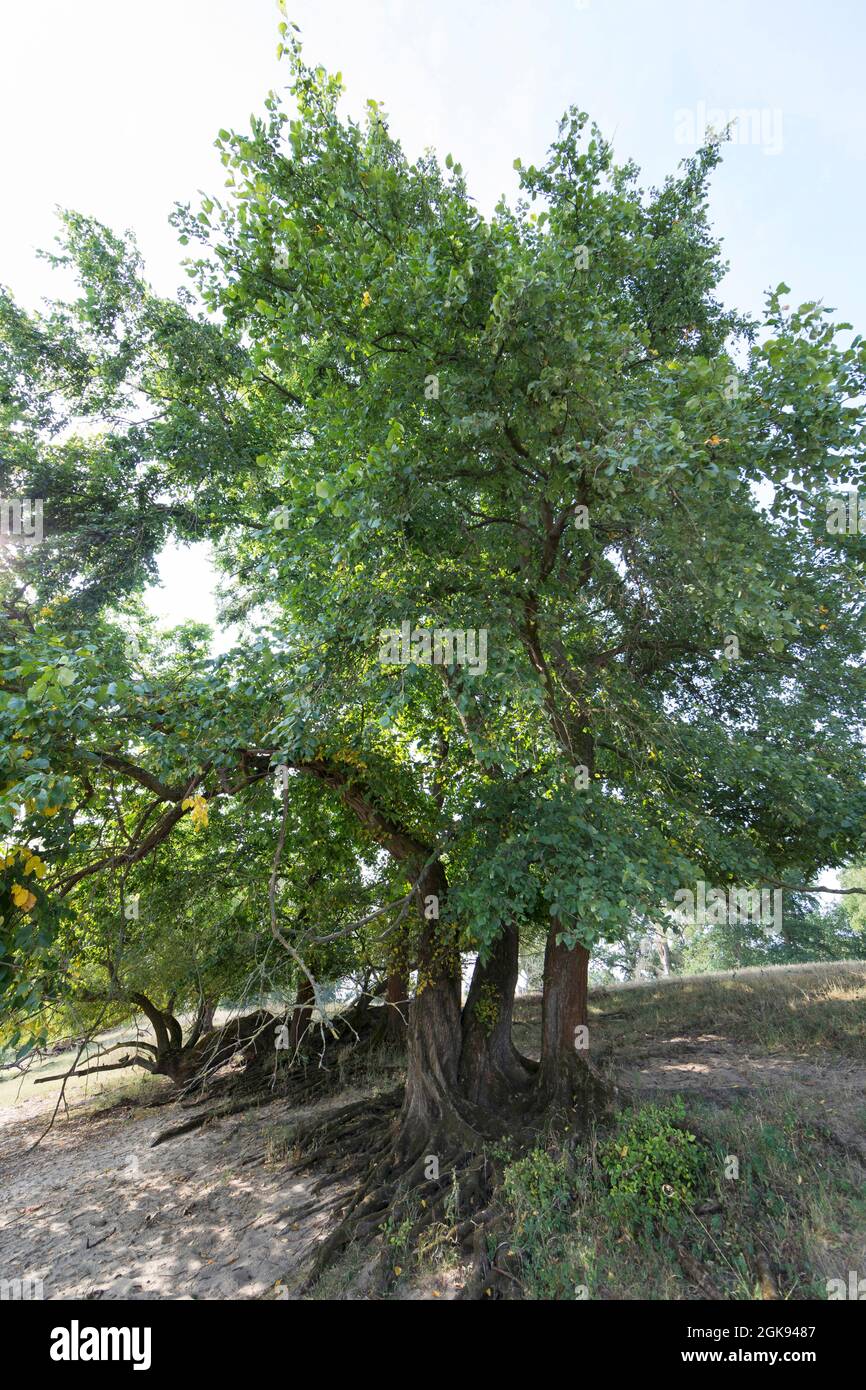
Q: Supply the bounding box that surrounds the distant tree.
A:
[678,893,865,972]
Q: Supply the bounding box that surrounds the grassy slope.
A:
[594,958,866,1058]
[396,961,866,1300]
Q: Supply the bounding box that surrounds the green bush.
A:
[502,1148,577,1240]
[500,1147,587,1298]
[598,1099,704,1234]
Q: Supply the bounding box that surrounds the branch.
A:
[96,754,185,801]
[35,1055,156,1083]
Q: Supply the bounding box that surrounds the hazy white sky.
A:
[2,0,864,632]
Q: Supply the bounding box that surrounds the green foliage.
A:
[679,897,866,973]
[598,1099,705,1233]
[473,982,500,1035]
[502,1147,577,1240]
[501,1146,587,1298]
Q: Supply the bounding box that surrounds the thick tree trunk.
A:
[130,991,186,1079]
[399,861,463,1144]
[459,922,535,1107]
[536,921,604,1115]
[290,973,315,1053]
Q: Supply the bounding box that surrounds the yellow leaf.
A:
[184,794,209,830]
[11,884,37,911]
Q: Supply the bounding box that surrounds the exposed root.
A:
[272,1039,623,1298]
[284,1079,527,1296]
[149,1087,276,1146]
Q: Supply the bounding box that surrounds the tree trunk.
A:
[536,921,604,1115]
[290,973,315,1053]
[130,991,186,1078]
[459,922,535,1107]
[130,991,171,1055]
[399,861,463,1145]
[657,932,671,976]
[383,970,409,1044]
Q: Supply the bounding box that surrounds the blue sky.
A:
[2,0,864,626]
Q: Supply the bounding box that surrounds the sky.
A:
[2,0,865,634]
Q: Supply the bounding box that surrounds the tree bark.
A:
[290,973,315,1053]
[459,922,535,1107]
[129,991,171,1055]
[399,860,463,1143]
[536,920,598,1111]
[383,969,409,1044]
[290,761,465,1140]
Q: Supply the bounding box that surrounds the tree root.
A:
[285,1083,513,1296]
[149,1087,276,1147]
[280,1052,623,1299]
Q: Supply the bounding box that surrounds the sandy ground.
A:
[3,1018,865,1300]
[0,1083,353,1300]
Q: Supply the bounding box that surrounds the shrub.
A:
[598,1099,704,1234]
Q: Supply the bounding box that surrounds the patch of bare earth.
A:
[513,982,866,1168]
[616,1039,866,1159]
[0,1086,362,1300]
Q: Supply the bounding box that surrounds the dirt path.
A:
[612,1037,866,1162]
[0,1086,355,1300]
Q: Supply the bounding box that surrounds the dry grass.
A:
[514,959,866,1061]
[482,961,866,1300]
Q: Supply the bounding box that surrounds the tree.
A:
[3,19,866,1278]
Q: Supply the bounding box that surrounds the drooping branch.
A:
[35,1053,158,1083]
